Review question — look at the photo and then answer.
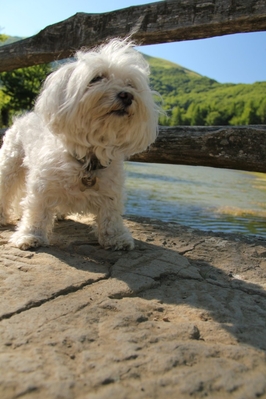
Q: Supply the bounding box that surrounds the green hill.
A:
[144,54,266,126]
[0,36,266,127]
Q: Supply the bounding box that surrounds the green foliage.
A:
[0,35,24,46]
[0,39,265,128]
[170,106,183,126]
[0,64,51,111]
[0,64,51,126]
[257,98,266,123]
[0,34,8,43]
[145,55,266,126]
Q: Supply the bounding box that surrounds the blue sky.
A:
[1,0,266,84]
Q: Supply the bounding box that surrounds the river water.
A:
[124,162,266,238]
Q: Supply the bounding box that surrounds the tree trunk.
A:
[130,126,266,173]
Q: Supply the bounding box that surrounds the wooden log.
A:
[1,126,266,172]
[1,0,266,71]
[130,126,266,173]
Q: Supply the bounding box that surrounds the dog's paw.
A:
[0,212,8,226]
[0,219,8,227]
[55,213,66,221]
[10,232,48,250]
[98,230,134,251]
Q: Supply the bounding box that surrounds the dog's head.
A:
[35,39,159,166]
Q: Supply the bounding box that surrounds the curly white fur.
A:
[0,39,159,250]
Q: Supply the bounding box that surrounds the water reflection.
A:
[125,162,266,238]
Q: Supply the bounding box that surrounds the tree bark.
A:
[130,126,266,173]
[1,0,266,71]
[1,126,266,173]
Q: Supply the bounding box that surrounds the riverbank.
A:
[1,215,266,398]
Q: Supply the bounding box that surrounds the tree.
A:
[257,98,266,123]
[187,104,205,125]
[0,33,8,43]
[0,90,10,126]
[0,64,51,112]
[0,35,7,42]
[170,106,183,125]
[0,33,9,126]
[205,110,224,125]
[159,113,170,126]
[240,100,260,125]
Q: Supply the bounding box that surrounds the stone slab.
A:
[0,216,266,399]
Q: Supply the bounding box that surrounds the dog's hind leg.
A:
[0,133,25,225]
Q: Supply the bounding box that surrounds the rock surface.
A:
[0,215,266,399]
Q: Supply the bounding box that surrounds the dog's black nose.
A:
[117,91,134,107]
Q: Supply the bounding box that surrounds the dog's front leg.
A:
[10,193,54,250]
[96,201,134,251]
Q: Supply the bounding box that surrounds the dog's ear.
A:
[35,61,80,135]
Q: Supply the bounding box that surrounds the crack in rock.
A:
[0,274,110,321]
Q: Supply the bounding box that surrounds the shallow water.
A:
[125,162,266,238]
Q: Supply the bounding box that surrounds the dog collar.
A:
[76,153,108,172]
[74,153,110,190]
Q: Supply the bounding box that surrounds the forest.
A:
[145,55,266,126]
[0,36,265,127]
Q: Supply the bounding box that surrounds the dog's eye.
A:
[90,76,104,84]
[126,81,135,89]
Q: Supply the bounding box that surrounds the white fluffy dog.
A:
[0,39,159,250]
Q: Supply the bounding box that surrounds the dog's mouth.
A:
[108,108,129,117]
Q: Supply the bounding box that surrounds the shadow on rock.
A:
[32,216,266,352]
